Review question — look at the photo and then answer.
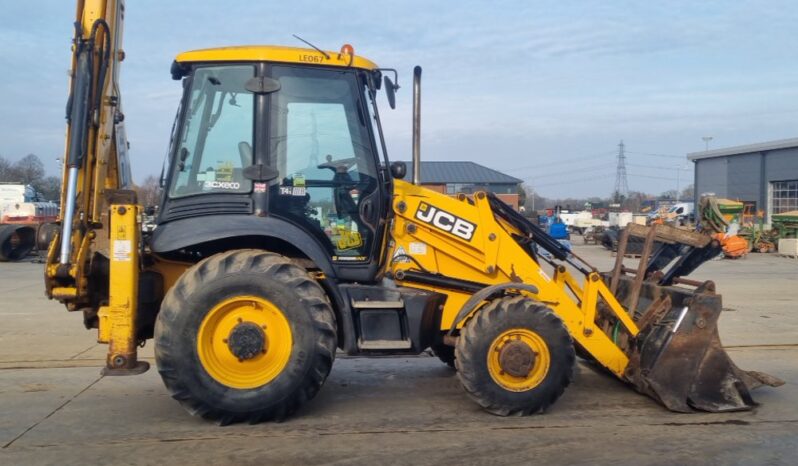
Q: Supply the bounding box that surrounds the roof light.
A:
[338,44,354,66]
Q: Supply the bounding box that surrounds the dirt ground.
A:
[1,243,796,465]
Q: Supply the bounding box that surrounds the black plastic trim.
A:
[400,270,487,293]
[339,284,445,354]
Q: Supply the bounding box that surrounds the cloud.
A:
[0,0,796,198]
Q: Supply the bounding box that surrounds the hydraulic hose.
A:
[60,19,110,265]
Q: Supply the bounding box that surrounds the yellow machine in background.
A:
[46,0,780,423]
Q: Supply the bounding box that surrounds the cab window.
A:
[268,66,378,259]
[169,65,255,197]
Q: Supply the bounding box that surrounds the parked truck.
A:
[649,202,694,226]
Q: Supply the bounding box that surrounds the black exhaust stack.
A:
[412,66,422,185]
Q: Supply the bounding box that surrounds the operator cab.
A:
[153,46,395,281]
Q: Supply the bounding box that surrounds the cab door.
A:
[267,65,386,281]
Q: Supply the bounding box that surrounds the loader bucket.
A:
[606,275,783,412]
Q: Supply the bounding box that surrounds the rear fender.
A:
[150,215,335,277]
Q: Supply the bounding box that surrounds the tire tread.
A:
[455,296,575,416]
[154,249,336,424]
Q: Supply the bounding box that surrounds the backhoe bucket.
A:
[608,275,783,412]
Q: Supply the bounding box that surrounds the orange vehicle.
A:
[713,233,749,259]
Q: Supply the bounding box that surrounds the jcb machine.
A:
[46,0,780,423]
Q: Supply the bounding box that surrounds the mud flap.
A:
[612,277,783,412]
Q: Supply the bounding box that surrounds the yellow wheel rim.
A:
[487,328,550,392]
[197,295,292,389]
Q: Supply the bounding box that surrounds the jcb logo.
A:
[415,203,476,241]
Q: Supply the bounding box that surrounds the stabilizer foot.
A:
[101,361,150,376]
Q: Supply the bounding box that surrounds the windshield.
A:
[169,65,255,197]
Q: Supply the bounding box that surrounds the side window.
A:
[199,91,253,187]
[169,66,254,197]
[284,102,358,180]
[170,87,203,192]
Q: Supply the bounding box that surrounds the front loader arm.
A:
[388,180,635,376]
[388,180,780,412]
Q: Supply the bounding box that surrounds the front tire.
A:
[154,250,336,424]
[455,296,574,416]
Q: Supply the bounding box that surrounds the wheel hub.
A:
[227,322,267,360]
[498,340,536,377]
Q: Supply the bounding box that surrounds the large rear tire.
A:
[154,250,336,424]
[455,296,574,416]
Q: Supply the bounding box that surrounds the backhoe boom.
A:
[47,0,131,308]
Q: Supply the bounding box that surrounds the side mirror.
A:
[245,76,281,94]
[384,76,398,109]
[390,161,407,179]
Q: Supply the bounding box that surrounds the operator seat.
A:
[331,167,358,219]
[238,141,252,168]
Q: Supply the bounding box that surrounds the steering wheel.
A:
[315,154,359,219]
[317,154,357,176]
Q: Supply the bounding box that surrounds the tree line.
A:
[519,183,695,214]
[0,153,61,202]
[0,153,165,208]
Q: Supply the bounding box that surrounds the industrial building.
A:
[404,161,523,209]
[688,137,798,222]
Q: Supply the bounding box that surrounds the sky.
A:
[0,0,796,198]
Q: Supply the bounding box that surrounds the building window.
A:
[446,183,476,194]
[771,180,798,215]
[445,183,519,195]
[491,184,516,194]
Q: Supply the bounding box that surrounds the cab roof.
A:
[175,45,379,70]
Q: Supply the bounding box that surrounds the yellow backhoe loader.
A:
[45,0,781,423]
